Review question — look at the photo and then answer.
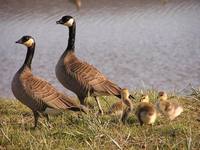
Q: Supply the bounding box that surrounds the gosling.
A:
[135,95,157,126]
[156,91,183,120]
[108,88,133,124]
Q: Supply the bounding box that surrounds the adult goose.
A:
[56,16,131,114]
[12,35,88,128]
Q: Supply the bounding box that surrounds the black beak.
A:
[129,95,136,100]
[56,20,62,24]
[15,39,22,44]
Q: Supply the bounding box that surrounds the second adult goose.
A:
[12,35,88,128]
[56,16,131,114]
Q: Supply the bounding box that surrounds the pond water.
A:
[0,0,200,98]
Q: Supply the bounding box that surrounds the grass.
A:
[0,89,200,150]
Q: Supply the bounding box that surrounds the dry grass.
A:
[0,89,200,150]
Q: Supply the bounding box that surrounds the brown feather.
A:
[12,36,88,128]
[12,67,83,112]
[56,52,121,103]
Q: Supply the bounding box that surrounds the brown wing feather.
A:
[66,57,121,96]
[23,75,79,110]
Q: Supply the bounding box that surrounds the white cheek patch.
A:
[24,38,34,47]
[64,18,74,27]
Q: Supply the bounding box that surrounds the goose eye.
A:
[23,37,29,42]
[25,37,29,41]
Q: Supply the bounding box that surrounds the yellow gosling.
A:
[135,94,157,126]
[108,88,133,124]
[156,91,183,120]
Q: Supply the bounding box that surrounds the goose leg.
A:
[138,114,144,126]
[44,113,52,128]
[119,113,123,123]
[139,121,144,126]
[33,111,39,129]
[44,113,49,122]
[122,113,127,124]
[94,97,103,115]
[122,110,128,124]
[78,96,85,105]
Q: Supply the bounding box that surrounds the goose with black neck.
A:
[55,15,134,115]
[12,35,88,129]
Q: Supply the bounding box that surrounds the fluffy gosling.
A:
[135,94,157,126]
[108,88,133,124]
[156,91,183,120]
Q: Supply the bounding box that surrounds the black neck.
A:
[65,22,76,53]
[22,43,35,69]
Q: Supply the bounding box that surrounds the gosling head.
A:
[140,94,149,103]
[56,15,75,27]
[158,91,168,101]
[15,35,35,48]
[121,88,129,99]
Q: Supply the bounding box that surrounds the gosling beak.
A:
[56,20,63,24]
[15,39,22,44]
[129,95,135,100]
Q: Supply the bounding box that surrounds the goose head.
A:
[121,88,129,100]
[15,35,35,48]
[158,91,168,101]
[56,16,75,27]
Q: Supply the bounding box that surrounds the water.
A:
[0,0,200,98]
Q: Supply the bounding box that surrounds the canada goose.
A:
[108,88,133,123]
[56,16,134,115]
[156,91,183,120]
[12,35,88,128]
[135,94,157,126]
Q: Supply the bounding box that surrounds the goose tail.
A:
[104,80,121,97]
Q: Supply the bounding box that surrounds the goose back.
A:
[56,51,121,101]
[12,66,81,112]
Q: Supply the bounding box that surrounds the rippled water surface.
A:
[0,0,200,98]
